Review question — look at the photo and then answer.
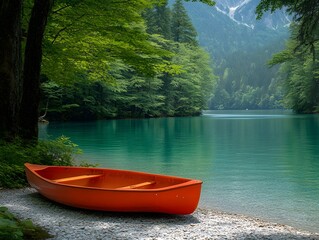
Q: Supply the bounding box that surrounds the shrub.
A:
[0,136,82,189]
[34,136,82,166]
[0,163,26,189]
[0,207,52,240]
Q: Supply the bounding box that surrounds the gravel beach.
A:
[0,188,318,240]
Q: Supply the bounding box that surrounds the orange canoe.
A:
[24,163,202,214]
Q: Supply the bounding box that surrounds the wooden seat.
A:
[117,181,155,189]
[53,174,102,183]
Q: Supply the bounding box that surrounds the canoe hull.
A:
[25,163,202,214]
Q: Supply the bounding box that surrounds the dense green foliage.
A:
[40,0,216,120]
[0,207,52,240]
[171,0,198,45]
[1,205,50,239]
[256,0,319,113]
[41,0,172,83]
[268,25,319,113]
[0,137,81,188]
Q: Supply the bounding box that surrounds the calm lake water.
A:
[39,110,319,233]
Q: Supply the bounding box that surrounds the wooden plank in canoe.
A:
[53,174,102,183]
[118,181,155,189]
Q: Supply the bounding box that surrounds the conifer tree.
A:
[144,0,172,40]
[171,0,198,46]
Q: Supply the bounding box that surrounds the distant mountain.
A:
[183,0,289,60]
[214,0,290,30]
[179,0,290,109]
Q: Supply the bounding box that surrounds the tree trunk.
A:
[19,0,53,141]
[0,0,22,141]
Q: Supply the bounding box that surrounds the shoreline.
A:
[1,188,318,240]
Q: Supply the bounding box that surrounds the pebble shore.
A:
[0,188,318,240]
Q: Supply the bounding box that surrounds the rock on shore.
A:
[0,188,318,240]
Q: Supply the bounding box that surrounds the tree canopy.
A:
[42,0,174,84]
[171,0,198,45]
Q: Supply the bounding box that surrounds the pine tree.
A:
[144,0,172,40]
[171,0,198,46]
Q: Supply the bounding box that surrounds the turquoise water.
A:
[39,110,319,232]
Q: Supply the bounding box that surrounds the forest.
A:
[40,0,217,121]
[209,43,285,110]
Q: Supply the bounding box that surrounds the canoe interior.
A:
[33,166,192,190]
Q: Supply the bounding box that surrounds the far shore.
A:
[1,188,318,240]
